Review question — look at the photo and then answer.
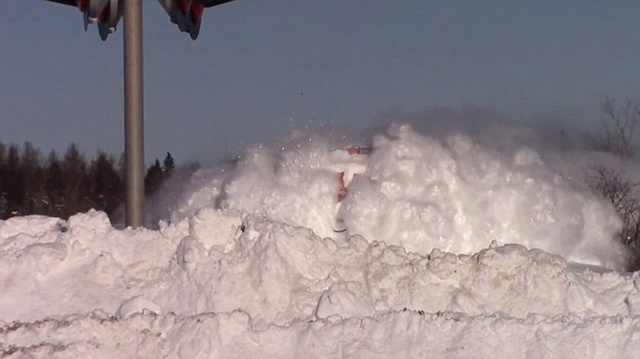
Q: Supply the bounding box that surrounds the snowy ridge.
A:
[2,209,640,357]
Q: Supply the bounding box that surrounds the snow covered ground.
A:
[2,123,640,358]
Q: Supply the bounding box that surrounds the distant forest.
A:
[0,142,183,222]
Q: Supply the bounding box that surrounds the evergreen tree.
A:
[4,145,24,217]
[61,143,90,218]
[0,142,5,166]
[0,142,6,218]
[45,150,64,217]
[145,158,164,195]
[163,152,175,175]
[117,152,126,180]
[20,142,45,214]
[89,152,123,217]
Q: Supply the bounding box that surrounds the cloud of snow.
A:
[163,111,627,269]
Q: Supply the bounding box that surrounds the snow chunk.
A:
[116,296,162,319]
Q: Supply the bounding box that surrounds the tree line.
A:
[0,142,176,222]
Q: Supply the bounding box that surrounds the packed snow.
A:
[2,122,640,358]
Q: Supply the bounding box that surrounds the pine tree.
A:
[4,145,24,217]
[61,143,90,218]
[163,152,175,175]
[45,150,64,217]
[145,158,164,195]
[0,142,7,219]
[89,152,123,217]
[20,142,45,214]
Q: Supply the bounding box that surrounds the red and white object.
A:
[336,146,372,202]
[45,0,122,40]
[157,0,236,40]
[331,146,372,233]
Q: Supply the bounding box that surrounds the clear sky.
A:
[2,0,640,165]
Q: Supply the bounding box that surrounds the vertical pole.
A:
[123,0,144,227]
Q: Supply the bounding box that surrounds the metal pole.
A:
[123,0,144,227]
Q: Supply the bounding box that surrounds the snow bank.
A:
[2,208,640,357]
[2,122,639,357]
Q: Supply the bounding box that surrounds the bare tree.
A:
[592,99,640,157]
[588,166,640,251]
[587,99,640,269]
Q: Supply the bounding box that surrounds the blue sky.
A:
[2,0,640,165]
